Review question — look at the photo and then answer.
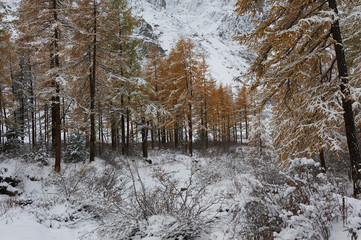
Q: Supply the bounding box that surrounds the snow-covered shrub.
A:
[229,158,344,240]
[119,164,221,240]
[195,148,251,185]
[25,141,50,166]
[276,160,344,240]
[2,138,23,156]
[54,164,93,199]
[63,131,88,163]
[248,110,274,161]
[226,175,283,240]
[241,200,282,239]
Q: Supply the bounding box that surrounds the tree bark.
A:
[328,0,361,197]
[320,148,326,172]
[89,0,97,162]
[0,84,2,146]
[29,64,36,149]
[188,102,193,157]
[126,96,130,155]
[52,0,61,172]
[121,95,126,155]
[110,104,117,151]
[141,118,148,158]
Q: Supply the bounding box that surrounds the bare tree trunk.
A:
[0,85,2,146]
[327,0,361,197]
[89,0,97,162]
[52,0,61,172]
[245,106,248,140]
[110,107,117,151]
[320,148,326,172]
[174,126,179,149]
[141,118,148,158]
[188,103,193,157]
[54,85,61,172]
[240,120,243,144]
[29,65,36,149]
[151,122,154,150]
[157,121,161,149]
[121,95,126,155]
[45,104,48,146]
[126,96,130,155]
[98,107,102,155]
[62,97,66,146]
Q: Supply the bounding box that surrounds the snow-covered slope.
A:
[130,0,254,85]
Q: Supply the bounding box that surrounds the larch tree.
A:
[17,0,70,171]
[342,1,361,140]
[194,55,215,149]
[99,0,141,155]
[235,0,361,195]
[145,45,166,149]
[0,4,12,146]
[70,0,108,162]
[167,38,200,156]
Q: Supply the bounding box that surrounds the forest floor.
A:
[0,147,360,240]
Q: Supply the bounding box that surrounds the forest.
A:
[0,0,361,239]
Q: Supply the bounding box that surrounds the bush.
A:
[25,140,50,166]
[94,159,221,240]
[2,138,23,156]
[63,131,88,163]
[228,158,344,240]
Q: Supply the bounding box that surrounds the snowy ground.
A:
[1,148,361,240]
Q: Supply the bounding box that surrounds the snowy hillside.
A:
[129,0,254,85]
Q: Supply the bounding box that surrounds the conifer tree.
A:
[194,55,214,149]
[17,0,69,171]
[0,4,12,146]
[145,45,166,148]
[235,0,361,195]
[342,1,361,140]
[167,38,200,156]
[99,0,141,155]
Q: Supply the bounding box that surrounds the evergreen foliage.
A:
[63,131,88,163]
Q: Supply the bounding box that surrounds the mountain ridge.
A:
[130,0,254,86]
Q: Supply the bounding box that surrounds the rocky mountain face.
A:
[129,0,254,85]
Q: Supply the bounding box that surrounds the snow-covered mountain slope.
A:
[130,0,254,86]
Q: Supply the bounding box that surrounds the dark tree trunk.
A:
[62,97,66,146]
[174,126,179,149]
[29,65,36,149]
[52,0,61,172]
[0,85,2,146]
[320,148,326,172]
[121,95,126,155]
[110,106,117,151]
[188,103,193,157]
[45,104,49,145]
[89,0,97,162]
[158,124,161,149]
[205,104,209,149]
[54,85,61,172]
[162,127,166,145]
[151,123,154,150]
[245,106,248,140]
[328,0,361,197]
[98,107,102,155]
[141,118,148,158]
[240,119,243,144]
[126,97,130,155]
